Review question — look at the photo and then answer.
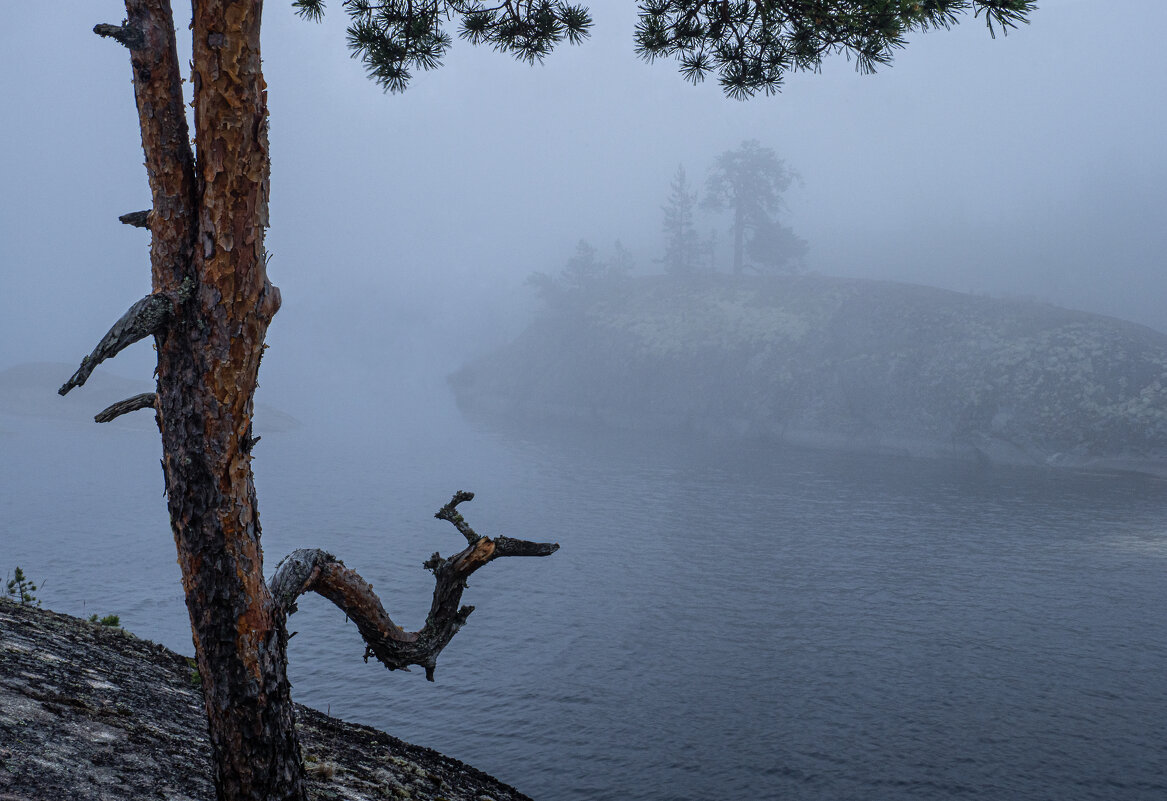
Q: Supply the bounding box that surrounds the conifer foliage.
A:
[705,139,805,274]
[635,0,1036,99]
[5,567,40,607]
[293,0,593,91]
[294,0,1034,96]
[661,165,702,275]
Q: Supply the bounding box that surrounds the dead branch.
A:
[119,210,152,228]
[93,22,146,50]
[434,489,480,543]
[270,491,558,681]
[95,393,157,423]
[59,293,174,396]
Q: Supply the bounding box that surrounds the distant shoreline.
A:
[452,274,1167,477]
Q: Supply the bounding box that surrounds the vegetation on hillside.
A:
[457,274,1167,470]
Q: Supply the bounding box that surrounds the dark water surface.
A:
[3,399,1167,800]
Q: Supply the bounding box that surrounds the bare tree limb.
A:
[94,392,157,423]
[491,536,559,557]
[94,22,146,50]
[119,210,152,228]
[270,491,558,681]
[59,294,173,396]
[434,489,480,544]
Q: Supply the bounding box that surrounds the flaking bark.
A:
[116,1,304,799]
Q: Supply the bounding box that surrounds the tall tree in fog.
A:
[705,139,803,274]
[54,1,1034,799]
[661,165,703,275]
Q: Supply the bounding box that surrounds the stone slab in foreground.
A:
[0,599,530,801]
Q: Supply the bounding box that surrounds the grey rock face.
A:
[0,600,531,801]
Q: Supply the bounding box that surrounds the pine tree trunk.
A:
[86,4,556,799]
[124,1,305,799]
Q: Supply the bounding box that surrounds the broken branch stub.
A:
[492,536,560,557]
[269,492,558,682]
[118,210,152,228]
[93,22,146,50]
[59,284,191,396]
[95,392,157,423]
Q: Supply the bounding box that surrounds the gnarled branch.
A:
[270,491,558,681]
[59,293,174,396]
[95,392,157,423]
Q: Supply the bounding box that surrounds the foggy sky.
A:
[3,1,1166,417]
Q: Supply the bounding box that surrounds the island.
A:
[452,274,1167,476]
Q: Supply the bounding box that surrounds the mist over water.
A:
[4,2,1167,799]
[5,2,1167,376]
[4,365,1166,800]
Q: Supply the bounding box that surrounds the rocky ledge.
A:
[0,600,531,801]
[452,274,1167,475]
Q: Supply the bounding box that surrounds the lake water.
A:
[3,388,1167,800]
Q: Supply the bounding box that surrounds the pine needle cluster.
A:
[293,0,593,92]
[5,566,40,607]
[293,1,1034,97]
[634,0,1036,98]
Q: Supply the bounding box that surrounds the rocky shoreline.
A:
[0,600,532,801]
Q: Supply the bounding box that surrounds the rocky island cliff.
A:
[0,600,532,801]
[452,275,1167,475]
